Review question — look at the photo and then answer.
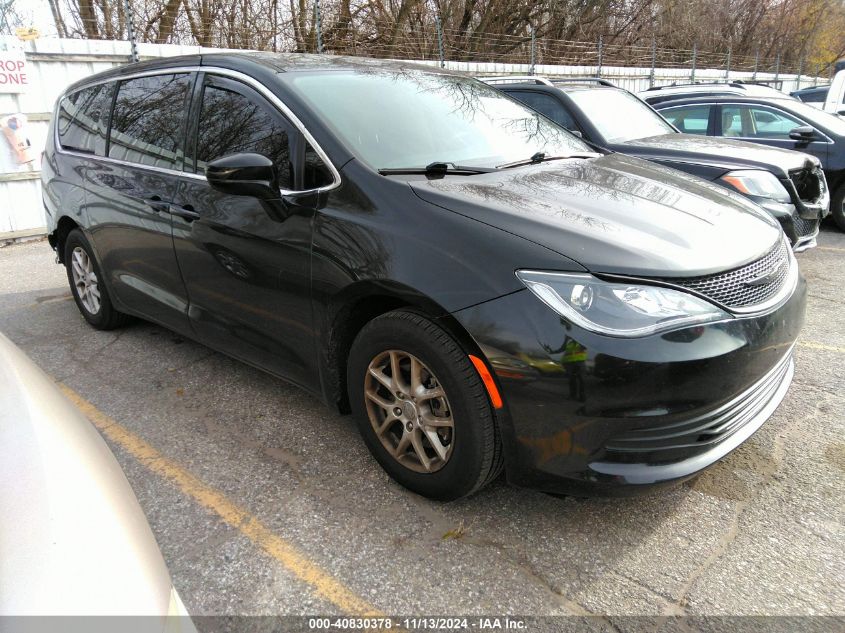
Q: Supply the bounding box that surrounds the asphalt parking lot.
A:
[1,226,843,626]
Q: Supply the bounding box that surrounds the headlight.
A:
[516,271,731,337]
[720,170,791,203]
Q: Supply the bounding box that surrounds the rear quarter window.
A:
[57,83,114,156]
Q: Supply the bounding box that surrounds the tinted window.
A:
[662,105,711,135]
[195,80,294,189]
[57,83,114,156]
[108,73,191,169]
[304,143,333,189]
[509,91,576,129]
[720,105,804,139]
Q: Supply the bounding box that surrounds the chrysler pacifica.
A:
[43,55,805,499]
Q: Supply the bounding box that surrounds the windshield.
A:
[566,89,676,143]
[775,98,845,135]
[287,70,590,170]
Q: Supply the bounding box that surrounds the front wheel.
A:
[347,310,503,500]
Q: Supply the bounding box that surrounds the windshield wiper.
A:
[497,151,600,170]
[378,161,497,176]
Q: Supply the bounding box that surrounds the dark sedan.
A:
[649,93,845,230]
[43,55,804,499]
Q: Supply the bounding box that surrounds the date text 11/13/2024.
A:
[307,617,527,630]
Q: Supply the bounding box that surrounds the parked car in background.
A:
[44,55,805,500]
[486,76,828,250]
[792,85,830,108]
[0,333,193,627]
[650,93,845,230]
[639,81,794,107]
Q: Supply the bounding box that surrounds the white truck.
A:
[822,68,845,116]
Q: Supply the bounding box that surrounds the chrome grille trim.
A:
[792,213,819,238]
[656,237,795,313]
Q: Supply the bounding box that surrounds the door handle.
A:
[146,196,170,213]
[170,204,201,222]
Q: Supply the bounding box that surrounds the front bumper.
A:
[452,273,806,496]
[758,200,823,252]
[772,167,829,252]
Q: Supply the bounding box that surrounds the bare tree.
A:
[45,0,845,72]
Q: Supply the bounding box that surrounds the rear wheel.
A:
[347,310,503,500]
[64,229,130,330]
[832,184,845,231]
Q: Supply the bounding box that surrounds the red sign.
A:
[0,52,28,93]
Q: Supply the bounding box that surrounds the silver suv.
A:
[639,82,794,107]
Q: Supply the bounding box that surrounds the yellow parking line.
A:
[798,341,845,354]
[817,246,845,252]
[58,384,381,617]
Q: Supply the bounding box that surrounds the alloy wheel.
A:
[364,349,454,473]
[70,246,101,315]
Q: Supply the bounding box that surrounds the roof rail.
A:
[481,75,618,88]
[547,77,617,87]
[480,75,554,86]
[643,81,747,91]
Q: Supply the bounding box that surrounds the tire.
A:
[64,229,131,330]
[347,309,503,500]
[832,184,845,232]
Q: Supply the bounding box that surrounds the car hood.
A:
[0,333,182,618]
[410,153,781,277]
[620,133,818,175]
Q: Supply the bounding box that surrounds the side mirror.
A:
[788,125,816,142]
[206,153,279,200]
[569,129,583,138]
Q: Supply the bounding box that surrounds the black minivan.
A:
[44,54,805,500]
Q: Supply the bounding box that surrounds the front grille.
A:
[792,213,819,238]
[659,238,790,309]
[790,167,825,204]
[606,350,793,453]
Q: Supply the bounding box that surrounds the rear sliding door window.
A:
[57,83,114,156]
[108,73,192,170]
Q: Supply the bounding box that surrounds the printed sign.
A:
[2,114,35,164]
[0,51,29,93]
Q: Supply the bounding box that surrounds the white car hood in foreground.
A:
[0,332,189,624]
